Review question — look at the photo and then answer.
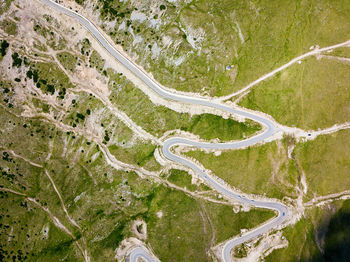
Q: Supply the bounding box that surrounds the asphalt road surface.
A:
[127,247,157,262]
[40,1,289,261]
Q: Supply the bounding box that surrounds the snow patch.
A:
[133,35,143,46]
[301,172,308,195]
[162,35,173,49]
[235,22,245,44]
[151,42,161,59]
[173,56,185,66]
[156,211,163,218]
[179,23,205,50]
[118,21,126,31]
[41,223,49,239]
[130,11,147,23]
[74,191,86,202]
[214,151,222,156]
[91,151,100,162]
[149,18,162,30]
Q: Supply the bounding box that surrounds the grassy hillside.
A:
[84,0,350,96]
[295,130,350,198]
[240,56,350,130]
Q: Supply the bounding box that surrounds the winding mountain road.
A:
[127,247,157,262]
[41,0,289,261]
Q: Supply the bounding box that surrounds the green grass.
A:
[203,202,275,244]
[0,109,54,165]
[34,62,73,90]
[0,0,14,15]
[75,0,86,5]
[332,47,350,58]
[79,38,92,57]
[147,185,275,261]
[89,50,105,72]
[186,141,299,199]
[59,91,134,141]
[167,169,198,191]
[24,61,74,97]
[109,141,161,171]
[32,39,48,52]
[185,114,261,141]
[33,21,67,51]
[239,57,350,130]
[96,0,350,96]
[164,169,213,192]
[0,19,17,35]
[56,51,78,72]
[147,185,213,262]
[294,129,350,198]
[50,90,161,171]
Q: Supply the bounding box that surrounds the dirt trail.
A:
[44,170,82,229]
[44,169,91,259]
[305,190,350,207]
[218,39,350,101]
[7,150,44,168]
[318,54,350,65]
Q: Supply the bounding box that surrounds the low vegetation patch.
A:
[147,186,274,261]
[294,129,350,198]
[240,57,350,130]
[0,19,17,36]
[56,52,78,72]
